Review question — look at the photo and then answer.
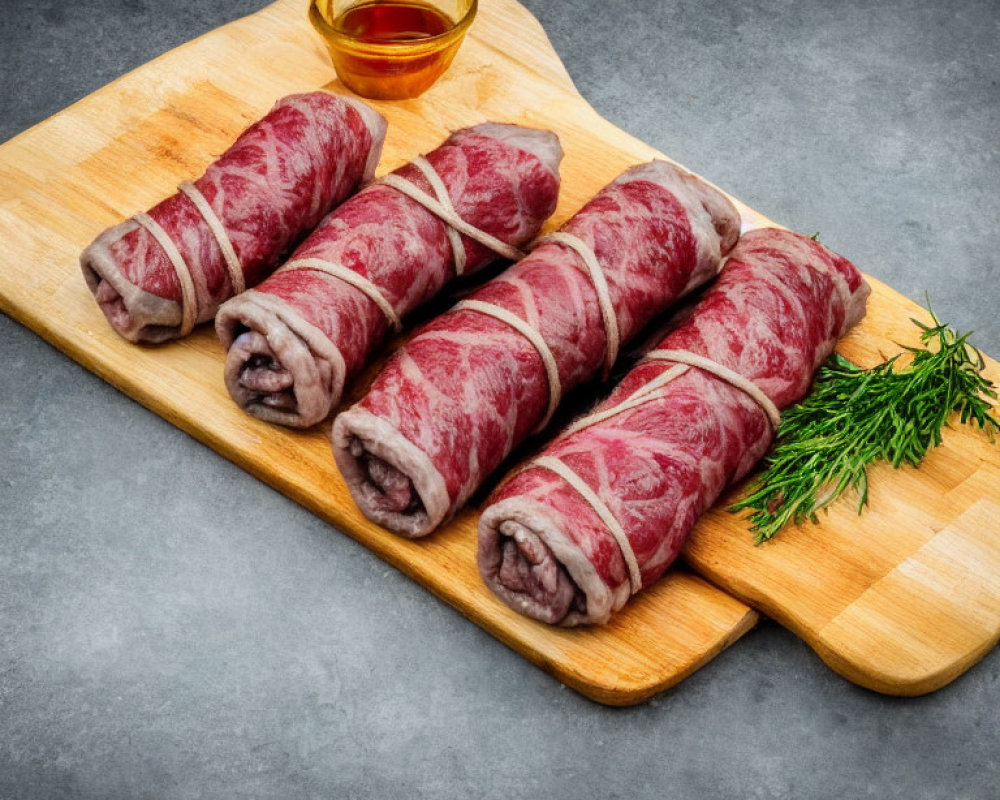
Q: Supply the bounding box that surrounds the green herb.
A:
[730,306,999,544]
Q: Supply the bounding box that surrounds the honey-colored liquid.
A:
[320,1,465,100]
[336,1,452,42]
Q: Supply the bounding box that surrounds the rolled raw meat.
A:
[332,160,741,538]
[478,228,871,625]
[81,92,387,343]
[215,123,562,427]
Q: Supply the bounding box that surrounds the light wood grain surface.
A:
[0,0,996,703]
[686,297,1000,693]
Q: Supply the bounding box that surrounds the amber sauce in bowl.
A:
[309,0,478,100]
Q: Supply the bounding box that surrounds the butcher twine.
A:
[177,182,245,296]
[132,212,200,337]
[525,349,781,597]
[132,182,245,337]
[452,298,562,434]
[276,257,403,332]
[379,156,527,275]
[643,349,782,430]
[451,231,621,438]
[531,454,643,594]
[536,231,620,380]
[275,156,530,333]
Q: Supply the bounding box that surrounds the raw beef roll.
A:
[333,160,741,538]
[215,123,562,427]
[81,92,387,343]
[478,228,871,625]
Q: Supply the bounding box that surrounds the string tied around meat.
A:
[271,151,534,335]
[523,349,781,597]
[275,257,403,332]
[132,182,246,337]
[131,211,199,337]
[563,349,781,437]
[379,156,527,276]
[240,155,535,337]
[452,299,562,436]
[530,455,643,595]
[642,349,782,430]
[532,231,620,380]
[450,232,622,440]
[177,182,245,296]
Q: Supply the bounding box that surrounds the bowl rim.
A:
[309,0,479,50]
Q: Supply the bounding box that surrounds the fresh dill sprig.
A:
[730,307,999,544]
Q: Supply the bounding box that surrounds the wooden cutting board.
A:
[687,308,1000,696]
[0,0,996,704]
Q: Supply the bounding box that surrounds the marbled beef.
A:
[332,160,740,537]
[81,92,386,343]
[478,228,870,625]
[215,123,562,427]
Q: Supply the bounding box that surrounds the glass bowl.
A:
[309,0,478,100]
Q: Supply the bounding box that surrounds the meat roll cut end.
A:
[216,291,347,427]
[80,92,386,343]
[82,219,185,343]
[478,498,623,625]
[217,121,562,428]
[477,227,871,626]
[332,407,451,538]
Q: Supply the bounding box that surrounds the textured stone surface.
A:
[1,1,997,798]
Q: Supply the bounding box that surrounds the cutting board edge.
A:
[810,627,1000,697]
[446,589,761,706]
[688,505,1000,697]
[569,604,762,706]
[695,570,1000,697]
[2,0,997,703]
[0,286,763,708]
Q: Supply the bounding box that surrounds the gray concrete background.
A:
[1,0,998,797]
